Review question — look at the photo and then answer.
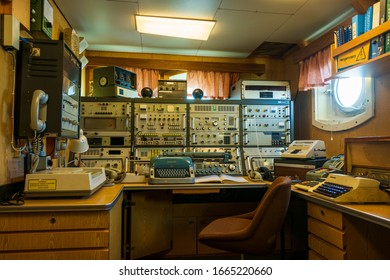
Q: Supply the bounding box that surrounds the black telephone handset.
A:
[248,166,274,181]
[258,166,274,181]
[30,89,48,132]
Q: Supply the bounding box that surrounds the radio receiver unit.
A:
[93,66,138,98]
[230,80,291,100]
[158,80,187,99]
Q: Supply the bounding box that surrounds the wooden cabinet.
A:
[306,201,390,260]
[124,190,172,260]
[165,200,259,257]
[0,194,123,260]
[307,202,346,259]
[332,20,390,78]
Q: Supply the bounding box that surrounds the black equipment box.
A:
[274,157,327,181]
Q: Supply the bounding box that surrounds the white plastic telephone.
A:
[30,89,48,132]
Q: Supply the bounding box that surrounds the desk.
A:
[0,180,268,260]
[292,187,390,259]
[121,179,269,259]
[1,181,389,259]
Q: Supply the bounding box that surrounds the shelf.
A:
[333,52,390,78]
[332,19,390,79]
[333,20,390,57]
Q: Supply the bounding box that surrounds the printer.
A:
[281,140,326,159]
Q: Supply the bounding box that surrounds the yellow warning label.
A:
[337,42,370,70]
[28,179,57,190]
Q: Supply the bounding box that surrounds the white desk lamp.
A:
[68,129,89,166]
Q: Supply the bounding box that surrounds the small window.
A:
[312,77,375,131]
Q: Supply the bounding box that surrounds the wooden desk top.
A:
[2,180,389,231]
[122,179,268,190]
[0,179,267,213]
[0,184,124,213]
[292,187,390,229]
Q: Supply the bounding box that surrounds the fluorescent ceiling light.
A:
[135,15,215,40]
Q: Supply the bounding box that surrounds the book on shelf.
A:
[372,1,381,29]
[370,34,385,58]
[386,32,390,53]
[386,0,390,22]
[365,5,373,33]
[195,174,249,184]
[352,14,365,39]
[380,0,387,24]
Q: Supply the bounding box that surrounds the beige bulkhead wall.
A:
[2,0,389,185]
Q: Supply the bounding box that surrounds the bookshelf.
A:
[332,19,390,78]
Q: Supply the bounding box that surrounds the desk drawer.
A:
[0,230,109,251]
[308,217,345,249]
[0,249,109,260]
[308,249,326,260]
[0,211,109,232]
[308,234,346,260]
[307,202,343,230]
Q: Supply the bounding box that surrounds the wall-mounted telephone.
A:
[30,89,48,133]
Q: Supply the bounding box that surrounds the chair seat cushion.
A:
[198,217,251,241]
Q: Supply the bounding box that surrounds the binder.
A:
[352,14,365,39]
[364,6,373,33]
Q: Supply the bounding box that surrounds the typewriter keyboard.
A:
[313,182,352,198]
[155,168,190,178]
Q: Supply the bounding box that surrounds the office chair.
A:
[198,176,292,257]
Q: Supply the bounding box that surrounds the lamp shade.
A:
[68,129,89,154]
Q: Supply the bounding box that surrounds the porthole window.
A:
[312,77,375,131]
[333,77,365,113]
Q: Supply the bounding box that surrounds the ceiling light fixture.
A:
[135,15,215,40]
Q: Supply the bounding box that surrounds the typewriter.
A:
[307,173,390,203]
[149,156,195,184]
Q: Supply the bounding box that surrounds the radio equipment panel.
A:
[134,102,187,146]
[242,101,291,146]
[132,147,185,176]
[230,80,291,100]
[81,98,132,134]
[80,147,131,172]
[189,104,240,146]
[85,135,131,147]
[243,147,286,174]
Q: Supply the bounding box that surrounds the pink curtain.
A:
[187,70,240,99]
[124,67,160,97]
[298,46,332,91]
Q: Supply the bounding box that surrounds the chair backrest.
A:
[245,176,292,253]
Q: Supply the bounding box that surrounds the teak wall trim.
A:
[86,51,266,74]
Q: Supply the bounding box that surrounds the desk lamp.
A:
[68,129,89,166]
